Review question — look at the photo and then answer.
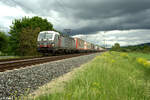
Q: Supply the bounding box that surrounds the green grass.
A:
[0,56,20,59]
[34,52,150,100]
[128,52,150,60]
[0,55,40,60]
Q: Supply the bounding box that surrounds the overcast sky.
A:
[0,0,150,47]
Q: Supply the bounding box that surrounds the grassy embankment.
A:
[35,52,150,100]
[0,56,40,60]
[0,56,20,60]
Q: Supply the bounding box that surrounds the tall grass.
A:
[35,52,150,100]
[128,52,150,60]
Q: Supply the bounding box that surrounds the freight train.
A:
[37,31,103,55]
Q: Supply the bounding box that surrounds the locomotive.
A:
[37,31,103,54]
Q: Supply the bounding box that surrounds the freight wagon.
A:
[74,38,85,52]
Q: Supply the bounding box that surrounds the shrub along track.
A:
[0,53,95,72]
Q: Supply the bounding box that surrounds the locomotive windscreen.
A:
[38,32,53,41]
[45,33,53,39]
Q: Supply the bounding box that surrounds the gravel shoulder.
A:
[0,53,100,98]
[29,62,88,98]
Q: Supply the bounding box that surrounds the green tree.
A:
[0,31,9,54]
[143,44,150,53]
[9,16,54,55]
[19,27,40,56]
[111,43,120,51]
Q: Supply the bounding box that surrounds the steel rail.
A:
[0,53,94,72]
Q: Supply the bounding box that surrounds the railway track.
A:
[0,53,93,72]
[0,56,41,62]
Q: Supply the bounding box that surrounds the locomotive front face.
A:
[37,32,55,48]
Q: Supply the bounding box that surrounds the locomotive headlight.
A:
[52,43,55,46]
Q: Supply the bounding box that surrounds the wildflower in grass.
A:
[136,57,150,68]
[90,82,101,95]
[91,82,101,89]
[111,59,115,63]
[102,52,110,57]
[136,58,147,65]
[143,62,150,68]
[110,51,117,55]
[91,87,100,95]
[120,53,129,58]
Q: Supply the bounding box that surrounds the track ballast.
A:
[0,53,94,72]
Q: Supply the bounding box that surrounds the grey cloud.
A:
[105,30,150,46]
[73,30,150,47]
[1,0,150,34]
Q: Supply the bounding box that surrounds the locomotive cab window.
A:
[38,33,45,41]
[38,32,53,41]
[45,33,53,40]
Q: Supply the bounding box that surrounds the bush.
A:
[0,31,9,54]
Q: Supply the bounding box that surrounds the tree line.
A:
[110,43,150,53]
[0,16,56,56]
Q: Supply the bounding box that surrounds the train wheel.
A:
[52,51,56,56]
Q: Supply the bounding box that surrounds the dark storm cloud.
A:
[1,0,150,34]
[68,0,150,19]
